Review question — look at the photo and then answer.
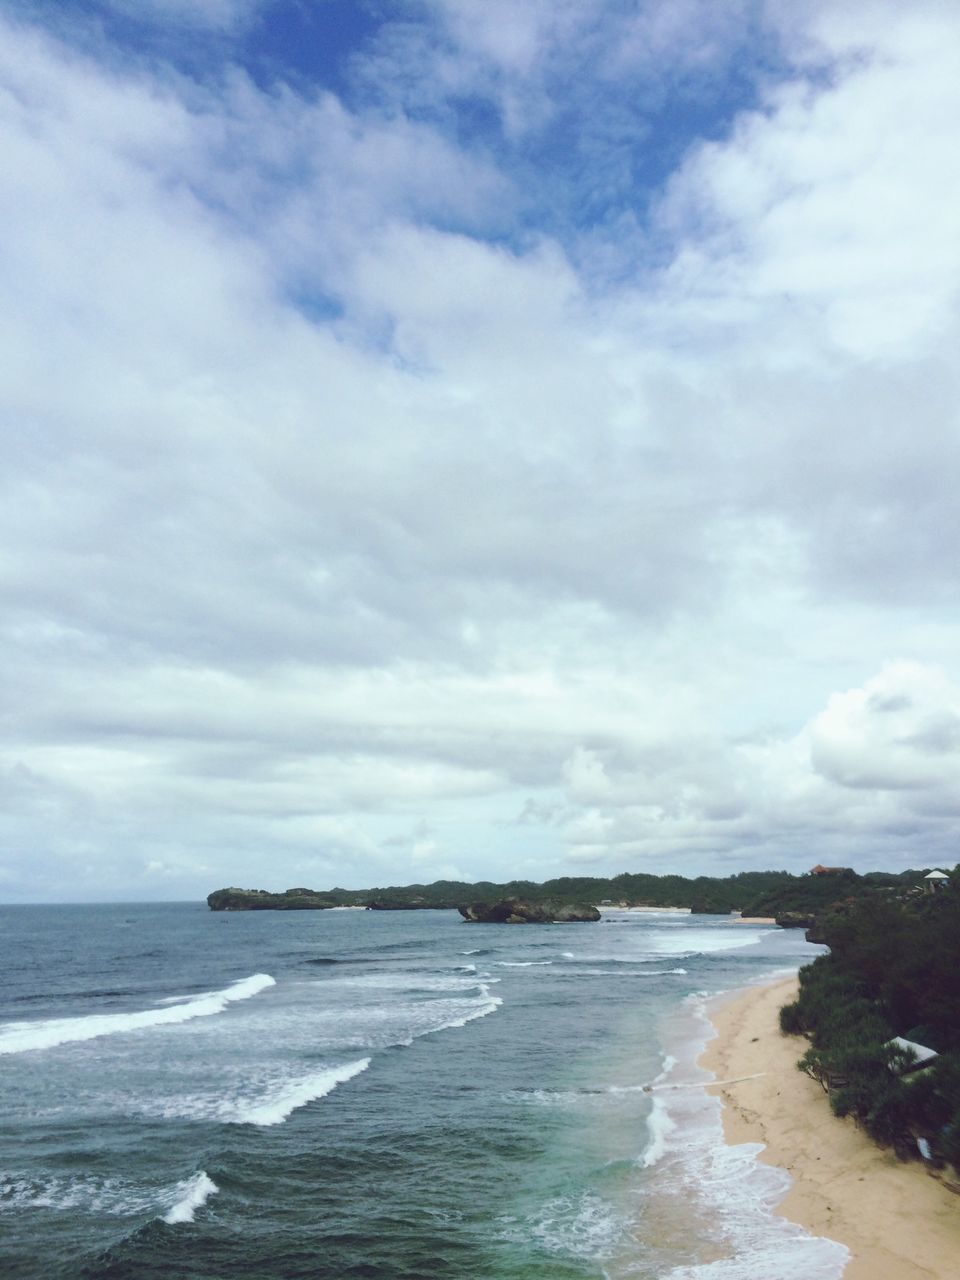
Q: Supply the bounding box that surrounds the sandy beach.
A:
[726,915,777,925]
[702,976,960,1279]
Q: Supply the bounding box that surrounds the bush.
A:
[779,1001,805,1035]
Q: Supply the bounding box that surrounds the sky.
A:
[2,0,960,902]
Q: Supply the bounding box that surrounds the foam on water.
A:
[0,1175,157,1216]
[569,967,688,977]
[509,1088,580,1107]
[510,1078,660,1108]
[230,1058,371,1126]
[315,970,491,992]
[162,1171,219,1224]
[436,981,502,1033]
[299,973,503,1049]
[0,974,276,1055]
[495,960,552,967]
[663,1246,847,1280]
[639,1094,676,1167]
[149,1058,372,1126]
[657,1141,848,1279]
[1,1171,219,1224]
[641,928,775,956]
[500,1191,627,1262]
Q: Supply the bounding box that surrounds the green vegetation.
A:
[739,868,860,917]
[209,869,800,911]
[779,873,960,1169]
[208,866,936,915]
[736,866,931,918]
[207,887,340,910]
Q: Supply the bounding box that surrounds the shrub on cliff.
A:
[784,888,960,1168]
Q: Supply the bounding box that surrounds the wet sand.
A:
[701,976,960,1279]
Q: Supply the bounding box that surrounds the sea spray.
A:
[162,1172,219,1225]
[640,1094,676,1167]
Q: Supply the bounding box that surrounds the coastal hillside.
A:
[735,866,923,919]
[209,870,797,911]
[779,871,960,1174]
[206,866,931,913]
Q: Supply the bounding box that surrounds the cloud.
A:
[656,3,960,358]
[550,663,960,872]
[1,3,960,899]
[810,664,960,791]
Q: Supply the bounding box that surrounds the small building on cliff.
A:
[886,1036,939,1076]
[924,870,950,893]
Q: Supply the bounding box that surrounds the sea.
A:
[0,904,850,1280]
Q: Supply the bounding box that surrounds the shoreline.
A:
[701,976,960,1280]
[601,905,692,913]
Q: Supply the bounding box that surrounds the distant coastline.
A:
[205,866,935,917]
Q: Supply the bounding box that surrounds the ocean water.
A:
[0,904,848,1280]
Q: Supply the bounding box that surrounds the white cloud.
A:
[550,663,960,872]
[2,3,960,899]
[562,748,615,805]
[656,3,960,358]
[810,664,960,792]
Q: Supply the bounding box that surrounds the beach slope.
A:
[702,977,960,1280]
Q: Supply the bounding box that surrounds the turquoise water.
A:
[0,905,845,1278]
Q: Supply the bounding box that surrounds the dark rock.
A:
[551,902,602,922]
[457,898,600,924]
[775,910,816,929]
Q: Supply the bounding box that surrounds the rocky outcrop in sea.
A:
[207,888,337,911]
[457,898,601,924]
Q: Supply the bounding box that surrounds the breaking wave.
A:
[162,1172,219,1224]
[0,974,276,1056]
[229,1059,371,1126]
